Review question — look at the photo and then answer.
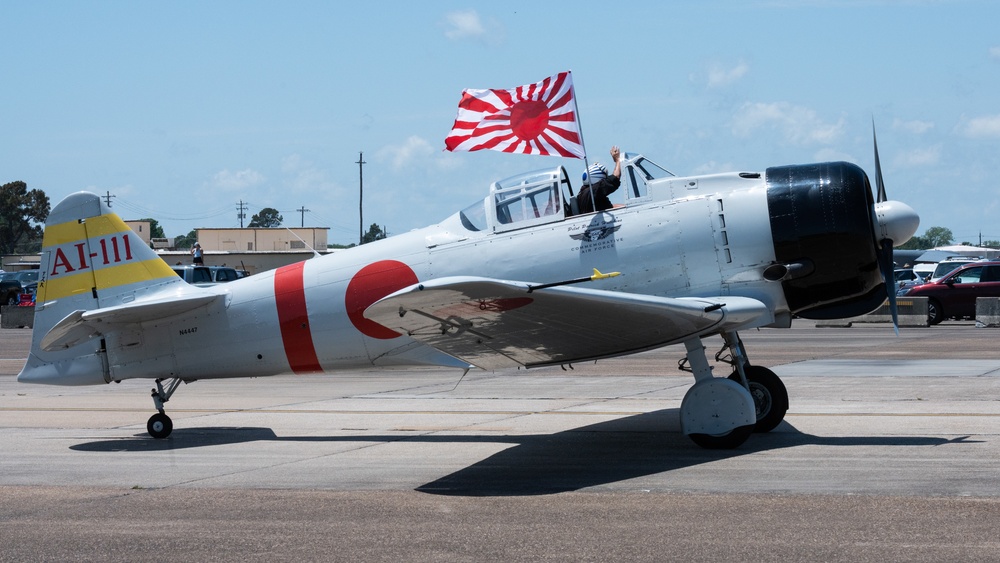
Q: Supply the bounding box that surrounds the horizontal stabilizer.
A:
[41,292,223,351]
[364,276,772,369]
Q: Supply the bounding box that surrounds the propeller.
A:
[870,119,920,334]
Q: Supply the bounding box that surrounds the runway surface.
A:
[2,321,999,561]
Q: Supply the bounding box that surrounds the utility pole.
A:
[356,151,366,245]
[296,206,310,228]
[237,200,248,228]
[102,191,115,207]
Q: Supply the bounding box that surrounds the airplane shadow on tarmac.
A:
[69,408,976,496]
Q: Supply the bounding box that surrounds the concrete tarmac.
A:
[2,322,999,561]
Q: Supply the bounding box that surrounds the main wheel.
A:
[927,298,944,325]
[729,365,788,433]
[688,424,755,449]
[147,412,173,439]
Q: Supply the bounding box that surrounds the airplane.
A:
[17,138,919,449]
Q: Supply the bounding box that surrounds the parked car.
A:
[1,270,39,305]
[171,265,240,287]
[912,262,935,281]
[898,261,1000,324]
[1,272,22,305]
[927,257,983,283]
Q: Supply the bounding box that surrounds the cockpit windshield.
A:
[457,154,671,232]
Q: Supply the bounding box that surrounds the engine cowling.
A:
[765,162,886,319]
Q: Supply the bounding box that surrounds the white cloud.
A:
[990,46,1000,60]
[707,62,749,88]
[443,10,486,40]
[442,10,503,44]
[209,168,265,191]
[894,145,941,167]
[957,114,1000,138]
[280,154,334,193]
[731,102,845,145]
[378,135,435,170]
[893,118,934,135]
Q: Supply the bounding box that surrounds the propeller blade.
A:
[878,238,900,335]
[873,119,887,203]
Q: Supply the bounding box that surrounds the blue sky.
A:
[4,0,1000,245]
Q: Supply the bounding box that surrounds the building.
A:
[194,228,328,253]
[123,221,152,246]
[158,227,334,275]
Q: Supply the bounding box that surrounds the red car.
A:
[899,261,1000,324]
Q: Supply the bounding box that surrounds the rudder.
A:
[20,192,185,385]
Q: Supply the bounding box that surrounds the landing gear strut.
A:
[147,378,184,439]
[678,331,789,449]
[716,334,789,433]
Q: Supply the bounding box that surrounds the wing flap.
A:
[40,292,223,351]
[364,276,772,370]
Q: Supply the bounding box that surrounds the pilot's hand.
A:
[610,145,620,162]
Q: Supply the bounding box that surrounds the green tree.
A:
[0,181,50,254]
[923,226,954,248]
[249,207,282,228]
[361,223,387,244]
[984,240,1000,249]
[898,226,954,250]
[138,217,166,239]
[174,229,198,249]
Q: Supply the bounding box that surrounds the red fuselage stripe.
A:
[274,262,323,374]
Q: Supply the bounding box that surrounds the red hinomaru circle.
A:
[509,100,550,141]
[345,260,418,340]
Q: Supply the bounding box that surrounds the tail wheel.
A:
[729,366,788,433]
[147,412,173,439]
[927,298,944,325]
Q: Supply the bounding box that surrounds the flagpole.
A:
[568,70,595,210]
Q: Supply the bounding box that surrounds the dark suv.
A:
[2,270,39,305]
[898,261,1000,324]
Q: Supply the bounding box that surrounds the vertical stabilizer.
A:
[19,192,185,385]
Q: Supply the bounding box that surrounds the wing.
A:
[40,292,224,352]
[364,276,773,370]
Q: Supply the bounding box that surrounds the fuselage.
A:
[21,156,910,387]
[99,169,782,383]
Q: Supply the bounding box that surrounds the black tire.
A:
[147,412,173,439]
[927,298,944,325]
[5,294,16,306]
[688,424,755,449]
[729,365,788,433]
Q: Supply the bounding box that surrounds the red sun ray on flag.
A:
[444,71,586,159]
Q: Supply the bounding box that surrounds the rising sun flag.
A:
[444,71,586,159]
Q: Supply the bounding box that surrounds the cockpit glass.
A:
[460,199,488,232]
[633,157,675,181]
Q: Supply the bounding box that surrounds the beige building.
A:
[124,220,152,245]
[194,228,328,252]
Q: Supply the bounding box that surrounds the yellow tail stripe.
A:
[41,259,178,301]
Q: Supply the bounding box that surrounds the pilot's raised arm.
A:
[577,145,622,214]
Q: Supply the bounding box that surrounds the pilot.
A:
[578,145,622,214]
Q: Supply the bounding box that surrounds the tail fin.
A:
[19,192,186,385]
